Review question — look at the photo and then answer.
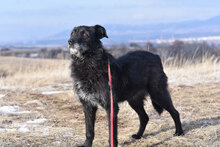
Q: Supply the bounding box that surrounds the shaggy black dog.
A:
[69,25,184,147]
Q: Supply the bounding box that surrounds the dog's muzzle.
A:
[69,43,81,56]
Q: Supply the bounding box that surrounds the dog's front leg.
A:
[106,103,119,147]
[79,101,97,147]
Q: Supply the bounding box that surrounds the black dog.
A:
[68,25,184,147]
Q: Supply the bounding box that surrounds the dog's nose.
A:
[68,39,74,45]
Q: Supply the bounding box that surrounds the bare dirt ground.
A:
[0,57,220,147]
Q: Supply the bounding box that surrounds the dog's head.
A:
[68,25,108,57]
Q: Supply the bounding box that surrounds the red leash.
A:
[108,59,114,147]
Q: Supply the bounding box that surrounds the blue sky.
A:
[0,0,220,44]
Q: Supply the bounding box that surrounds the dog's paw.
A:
[76,140,92,147]
[131,134,142,139]
[173,131,184,136]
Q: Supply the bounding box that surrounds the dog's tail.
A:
[152,101,164,115]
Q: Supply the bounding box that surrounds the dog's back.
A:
[117,50,164,83]
[115,51,166,102]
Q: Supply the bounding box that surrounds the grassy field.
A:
[0,56,220,147]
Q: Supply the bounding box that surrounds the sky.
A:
[0,0,220,44]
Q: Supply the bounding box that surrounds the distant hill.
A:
[12,15,220,45]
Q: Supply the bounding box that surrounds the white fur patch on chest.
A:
[74,81,100,107]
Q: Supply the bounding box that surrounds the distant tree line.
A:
[1,40,220,64]
[107,40,220,65]
[0,48,69,59]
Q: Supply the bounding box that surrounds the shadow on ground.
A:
[122,116,220,146]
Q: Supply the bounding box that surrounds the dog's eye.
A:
[83,32,89,38]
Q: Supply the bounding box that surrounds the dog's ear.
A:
[71,27,77,36]
[94,25,108,39]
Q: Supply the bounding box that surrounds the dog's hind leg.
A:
[128,98,149,139]
[149,86,184,136]
[79,100,98,147]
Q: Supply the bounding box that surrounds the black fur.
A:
[69,25,184,147]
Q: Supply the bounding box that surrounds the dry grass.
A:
[0,56,220,147]
[0,57,71,87]
[164,55,220,87]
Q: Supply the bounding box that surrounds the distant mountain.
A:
[15,15,220,45]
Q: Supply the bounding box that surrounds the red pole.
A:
[108,60,114,147]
